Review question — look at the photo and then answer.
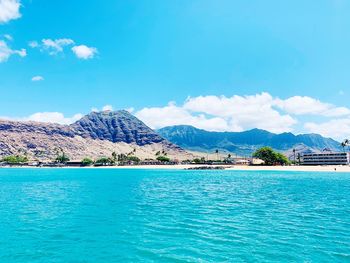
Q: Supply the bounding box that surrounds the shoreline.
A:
[1,164,350,172]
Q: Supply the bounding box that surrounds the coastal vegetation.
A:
[55,153,70,164]
[1,155,28,164]
[89,152,141,166]
[126,156,140,164]
[253,147,289,165]
[341,139,350,152]
[156,156,170,162]
[193,157,206,164]
[55,148,70,164]
[95,157,112,166]
[0,145,293,168]
[81,158,94,166]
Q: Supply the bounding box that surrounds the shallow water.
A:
[0,168,349,262]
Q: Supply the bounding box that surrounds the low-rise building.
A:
[301,152,349,165]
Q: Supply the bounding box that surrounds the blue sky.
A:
[1,0,350,139]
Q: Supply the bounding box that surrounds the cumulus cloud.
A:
[304,119,350,140]
[275,96,350,117]
[136,102,235,132]
[136,93,296,133]
[40,38,75,55]
[1,112,83,125]
[71,45,97,59]
[0,0,21,23]
[91,107,99,112]
[31,75,44,82]
[135,92,350,137]
[30,38,98,59]
[13,48,25,57]
[28,40,38,48]
[25,112,83,124]
[183,92,297,132]
[0,41,12,62]
[91,105,114,112]
[125,107,135,113]
[3,34,13,41]
[102,105,113,111]
[0,39,26,62]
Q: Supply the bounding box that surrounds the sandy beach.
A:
[3,164,350,172]
[108,164,350,172]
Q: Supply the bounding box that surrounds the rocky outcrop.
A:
[0,121,74,137]
[70,110,164,145]
[0,111,189,161]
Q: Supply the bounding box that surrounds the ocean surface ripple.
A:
[0,168,350,262]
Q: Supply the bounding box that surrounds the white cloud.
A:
[0,42,12,62]
[91,105,114,112]
[135,92,350,136]
[274,96,350,117]
[304,119,350,140]
[30,39,98,59]
[125,107,135,113]
[4,34,13,41]
[136,102,233,132]
[102,105,113,111]
[13,48,26,57]
[25,112,83,125]
[41,38,75,55]
[0,39,26,62]
[28,40,38,48]
[31,75,44,82]
[91,107,99,112]
[1,112,83,125]
[71,45,97,59]
[182,93,297,133]
[0,0,21,23]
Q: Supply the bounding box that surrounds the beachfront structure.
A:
[301,152,350,165]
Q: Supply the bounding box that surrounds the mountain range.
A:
[0,111,342,161]
[158,125,341,157]
[0,110,189,161]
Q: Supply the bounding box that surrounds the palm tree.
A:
[111,151,117,164]
[226,153,232,164]
[341,141,347,153]
[345,139,350,152]
[293,148,296,163]
[342,139,350,152]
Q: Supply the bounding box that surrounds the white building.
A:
[301,152,350,165]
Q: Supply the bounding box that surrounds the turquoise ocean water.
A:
[0,168,350,262]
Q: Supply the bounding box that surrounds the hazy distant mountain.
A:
[0,111,189,161]
[158,125,341,157]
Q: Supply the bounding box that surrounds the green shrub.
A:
[253,147,289,165]
[55,154,70,164]
[127,156,140,163]
[81,158,94,166]
[156,156,170,162]
[1,155,28,164]
[95,157,112,165]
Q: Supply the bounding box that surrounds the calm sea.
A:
[0,168,349,262]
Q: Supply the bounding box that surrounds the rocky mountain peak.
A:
[70,110,165,145]
[0,110,189,160]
